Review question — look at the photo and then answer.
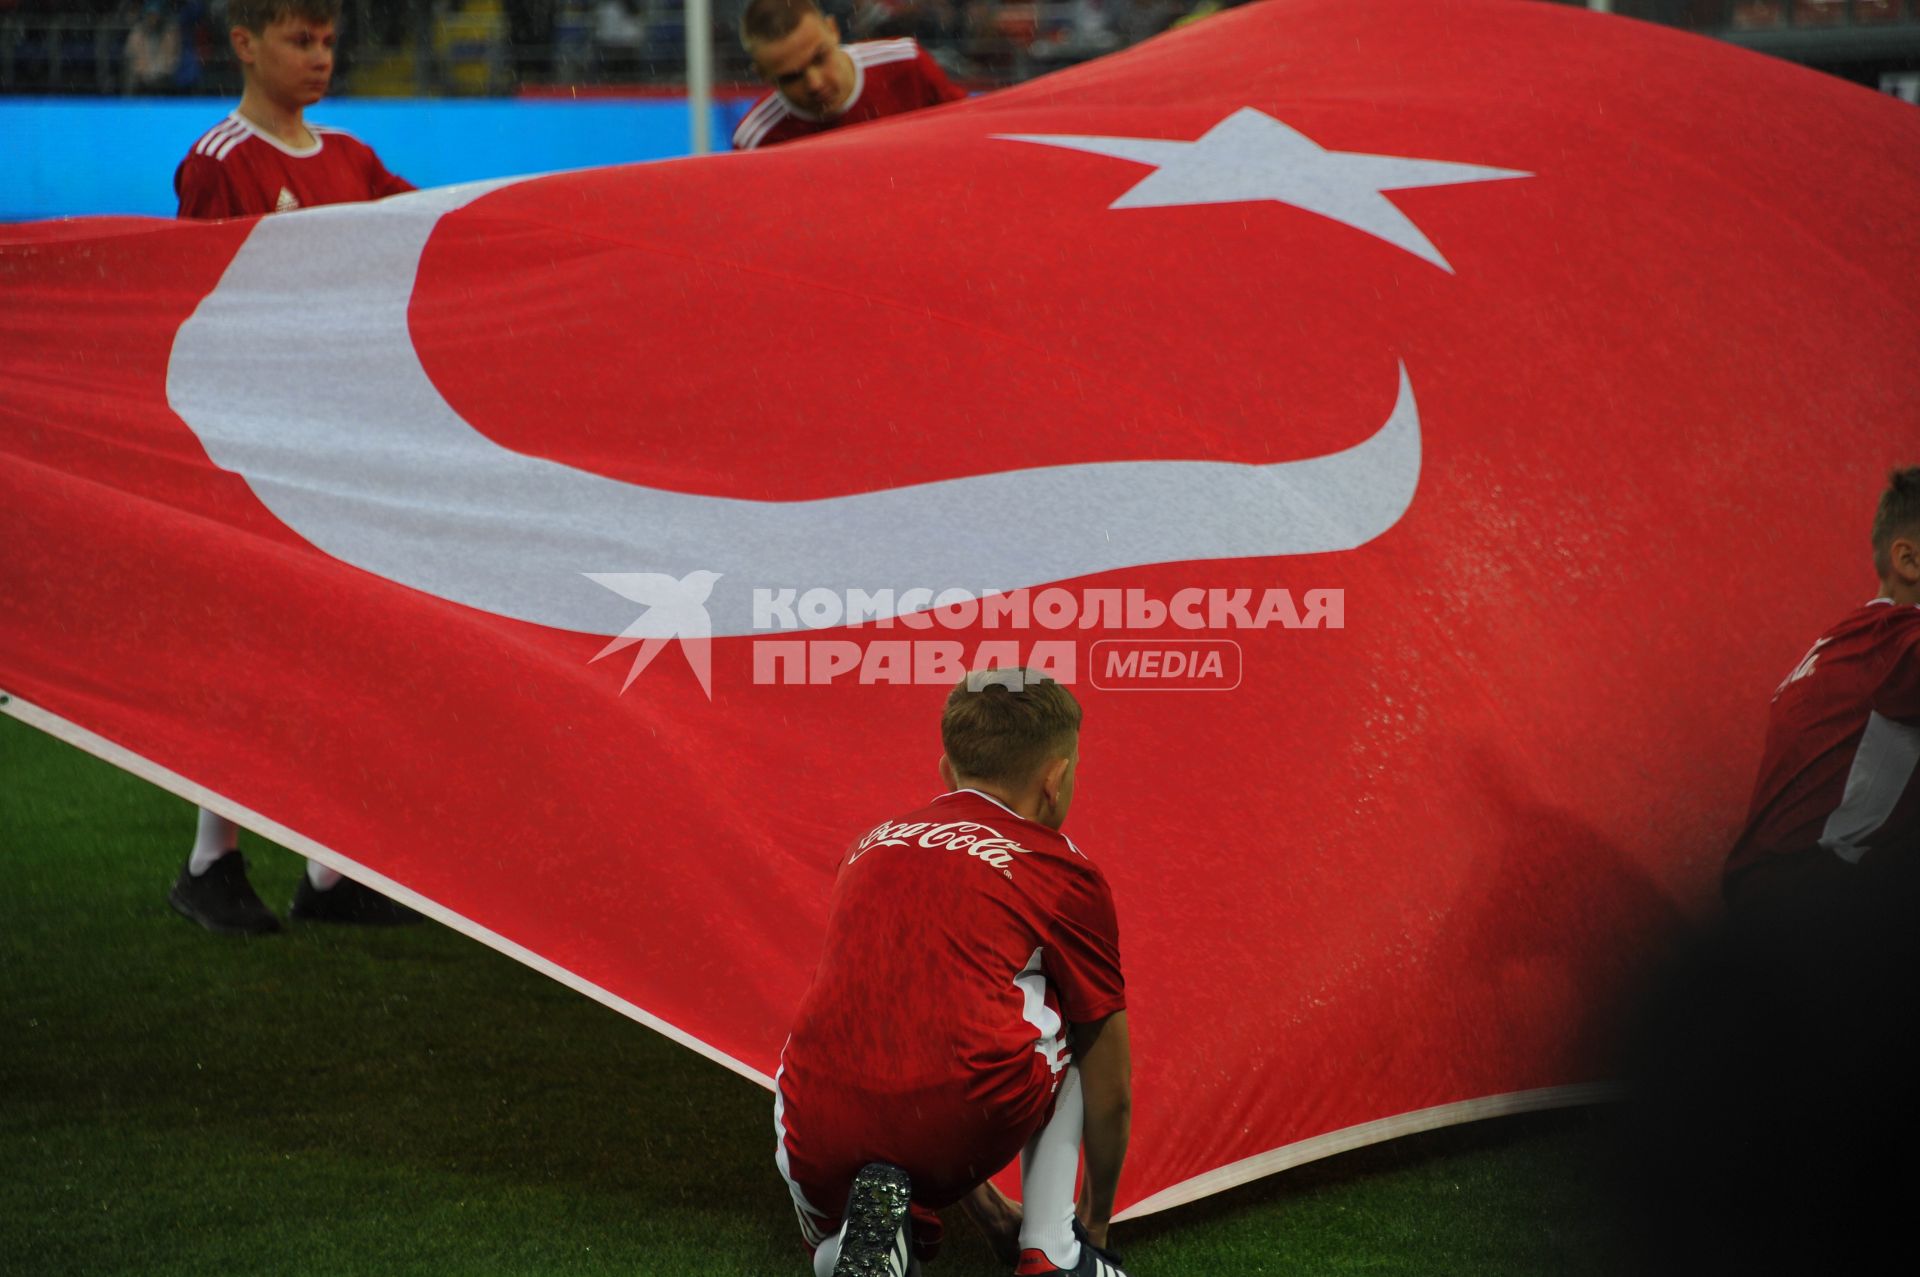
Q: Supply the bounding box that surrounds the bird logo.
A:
[583,570,722,698]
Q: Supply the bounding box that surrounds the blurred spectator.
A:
[1030,0,1122,63]
[1729,1,1784,28]
[1792,0,1847,25]
[852,0,959,51]
[370,0,412,45]
[171,0,211,91]
[505,0,555,84]
[1116,0,1178,45]
[124,0,181,93]
[1170,0,1254,31]
[594,0,645,78]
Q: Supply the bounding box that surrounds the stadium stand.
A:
[1,2,1914,97]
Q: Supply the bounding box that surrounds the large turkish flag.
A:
[4,0,1916,1216]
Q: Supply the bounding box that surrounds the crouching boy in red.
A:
[775,670,1134,1276]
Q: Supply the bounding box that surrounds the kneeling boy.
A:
[775,671,1133,1276]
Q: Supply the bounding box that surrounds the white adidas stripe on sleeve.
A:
[210,128,249,161]
[193,118,244,158]
[734,96,794,150]
[851,38,921,67]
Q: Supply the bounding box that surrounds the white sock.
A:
[811,1225,842,1277]
[305,861,342,891]
[1019,1064,1085,1268]
[187,808,238,876]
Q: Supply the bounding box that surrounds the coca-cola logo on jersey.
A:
[850,820,1035,877]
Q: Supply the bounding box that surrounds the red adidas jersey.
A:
[1726,598,1920,883]
[780,789,1125,1134]
[732,38,965,152]
[175,112,414,220]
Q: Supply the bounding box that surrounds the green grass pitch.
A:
[0,710,1626,1274]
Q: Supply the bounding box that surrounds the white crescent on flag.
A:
[165,178,1422,637]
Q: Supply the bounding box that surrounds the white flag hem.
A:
[0,691,777,1092]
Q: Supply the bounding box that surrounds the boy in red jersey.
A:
[174,0,413,219]
[776,671,1134,1277]
[1723,464,1920,912]
[166,0,419,935]
[733,0,965,152]
[1618,468,1920,1274]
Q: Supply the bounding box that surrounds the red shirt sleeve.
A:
[1873,612,1920,721]
[174,153,237,220]
[1044,863,1125,1024]
[364,148,415,199]
[916,46,967,106]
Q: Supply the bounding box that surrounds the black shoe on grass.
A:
[168,854,280,936]
[289,875,424,926]
[833,1162,914,1277]
[1013,1219,1130,1277]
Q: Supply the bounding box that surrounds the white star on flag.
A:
[996,107,1530,273]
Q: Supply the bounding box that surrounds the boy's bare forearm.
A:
[1079,1099,1130,1243]
[1072,1010,1133,1245]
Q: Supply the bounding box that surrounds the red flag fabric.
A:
[4,0,1917,1217]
